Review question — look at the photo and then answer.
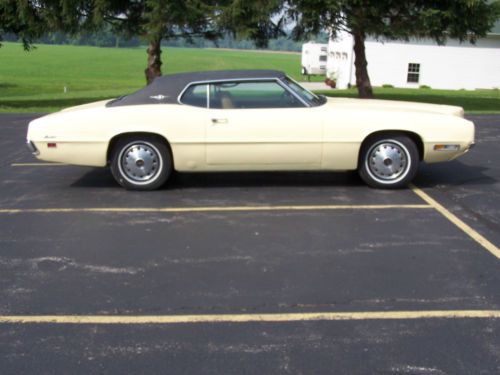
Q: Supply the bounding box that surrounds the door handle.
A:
[211,118,228,125]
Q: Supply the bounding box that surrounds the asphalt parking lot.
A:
[0,114,499,374]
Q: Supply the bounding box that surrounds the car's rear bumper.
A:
[28,140,108,167]
[26,140,40,156]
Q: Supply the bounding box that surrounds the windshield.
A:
[282,76,326,107]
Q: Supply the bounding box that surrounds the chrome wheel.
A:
[365,140,411,184]
[118,141,163,185]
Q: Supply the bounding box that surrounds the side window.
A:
[181,84,207,108]
[209,81,305,109]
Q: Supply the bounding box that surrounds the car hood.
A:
[324,97,464,117]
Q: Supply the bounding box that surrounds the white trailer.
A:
[301,42,328,76]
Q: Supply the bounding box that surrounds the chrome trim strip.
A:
[26,140,40,156]
[275,80,310,107]
[177,83,209,109]
[282,75,321,102]
[206,84,210,109]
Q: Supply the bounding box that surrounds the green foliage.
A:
[0,0,45,49]
[0,1,222,49]
[11,31,306,51]
[120,0,221,41]
[420,85,431,89]
[218,0,284,48]
[288,0,500,42]
[0,0,119,49]
[382,84,394,88]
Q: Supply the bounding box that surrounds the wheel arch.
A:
[359,130,424,164]
[106,132,174,168]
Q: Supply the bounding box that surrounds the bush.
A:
[382,84,394,88]
[419,85,431,89]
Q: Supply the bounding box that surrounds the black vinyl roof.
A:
[107,70,286,107]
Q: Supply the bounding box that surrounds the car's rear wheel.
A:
[358,134,419,189]
[111,136,171,190]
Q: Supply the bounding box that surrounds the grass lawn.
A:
[0,42,499,113]
[0,42,305,112]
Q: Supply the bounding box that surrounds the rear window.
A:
[181,84,207,108]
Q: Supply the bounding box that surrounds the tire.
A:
[301,67,307,75]
[110,135,172,190]
[358,134,419,189]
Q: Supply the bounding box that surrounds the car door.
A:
[206,80,323,169]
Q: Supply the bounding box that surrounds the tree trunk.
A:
[145,38,162,85]
[352,30,373,99]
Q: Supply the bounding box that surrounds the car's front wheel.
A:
[358,134,419,189]
[111,136,172,190]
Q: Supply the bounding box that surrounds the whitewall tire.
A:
[111,136,172,190]
[358,134,419,189]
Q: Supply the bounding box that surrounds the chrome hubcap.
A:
[120,143,160,182]
[367,141,408,181]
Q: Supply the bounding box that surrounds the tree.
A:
[0,0,46,50]
[95,0,284,84]
[118,0,283,83]
[1,0,284,84]
[217,0,285,48]
[105,0,224,84]
[0,0,220,84]
[288,0,500,98]
[0,0,106,49]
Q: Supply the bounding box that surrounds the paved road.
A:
[0,114,499,374]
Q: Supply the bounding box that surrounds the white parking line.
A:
[1,310,499,325]
[410,184,500,260]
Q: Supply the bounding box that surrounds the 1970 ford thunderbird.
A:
[26,70,475,190]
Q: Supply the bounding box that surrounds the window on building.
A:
[407,63,420,83]
[319,55,327,62]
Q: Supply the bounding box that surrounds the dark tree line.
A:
[3,30,309,51]
[2,0,499,96]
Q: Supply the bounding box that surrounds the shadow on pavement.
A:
[69,161,494,190]
[70,169,363,190]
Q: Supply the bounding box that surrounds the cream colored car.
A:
[26,70,475,190]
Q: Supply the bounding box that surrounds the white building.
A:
[327,23,500,90]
